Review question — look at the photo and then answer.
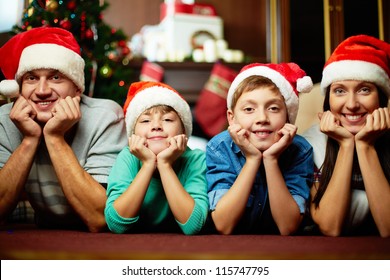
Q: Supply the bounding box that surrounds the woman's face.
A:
[329,80,380,135]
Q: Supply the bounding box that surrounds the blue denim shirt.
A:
[206,130,313,233]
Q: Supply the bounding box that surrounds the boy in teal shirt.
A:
[105,81,208,234]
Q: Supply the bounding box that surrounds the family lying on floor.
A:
[0,27,389,237]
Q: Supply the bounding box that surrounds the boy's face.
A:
[134,108,184,155]
[228,87,288,151]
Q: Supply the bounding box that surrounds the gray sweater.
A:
[0,95,128,228]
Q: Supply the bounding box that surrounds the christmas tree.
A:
[12,0,134,105]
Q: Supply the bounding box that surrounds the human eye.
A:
[243,106,254,113]
[137,115,150,123]
[23,73,36,82]
[50,73,63,81]
[268,105,280,112]
[163,112,178,122]
[357,87,371,95]
[332,87,345,95]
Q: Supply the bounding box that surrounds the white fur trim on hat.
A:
[125,86,193,137]
[15,43,85,92]
[0,80,20,98]
[321,60,390,96]
[227,65,300,124]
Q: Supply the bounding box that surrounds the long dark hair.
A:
[312,86,390,207]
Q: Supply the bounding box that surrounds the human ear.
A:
[227,109,235,125]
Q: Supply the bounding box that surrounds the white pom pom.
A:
[296,76,313,93]
[0,80,20,98]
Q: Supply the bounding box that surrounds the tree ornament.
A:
[99,64,113,78]
[60,19,71,30]
[122,46,130,56]
[85,29,94,39]
[46,0,58,12]
[67,1,77,11]
[118,40,127,48]
[106,50,119,61]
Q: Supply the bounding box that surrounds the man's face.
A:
[21,69,81,123]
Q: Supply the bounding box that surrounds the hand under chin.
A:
[147,139,169,155]
[36,111,54,124]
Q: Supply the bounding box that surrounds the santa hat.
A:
[0,27,85,98]
[123,81,192,138]
[227,62,313,124]
[321,35,390,96]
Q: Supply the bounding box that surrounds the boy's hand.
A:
[157,134,187,166]
[128,134,157,164]
[228,123,262,160]
[263,123,296,159]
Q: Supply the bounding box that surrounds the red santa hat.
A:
[227,62,313,124]
[321,35,390,96]
[123,81,193,138]
[0,27,85,98]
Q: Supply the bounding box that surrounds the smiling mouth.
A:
[34,100,56,108]
[148,136,166,141]
[253,131,272,137]
[343,114,365,121]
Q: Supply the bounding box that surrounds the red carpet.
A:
[0,224,389,260]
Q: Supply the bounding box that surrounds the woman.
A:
[306,35,390,237]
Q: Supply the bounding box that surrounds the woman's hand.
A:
[355,107,390,146]
[319,111,354,146]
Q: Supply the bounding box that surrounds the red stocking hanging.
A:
[194,63,237,137]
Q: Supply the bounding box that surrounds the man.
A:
[0,27,128,232]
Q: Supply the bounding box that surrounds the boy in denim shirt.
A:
[206,63,314,235]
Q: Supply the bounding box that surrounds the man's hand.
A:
[43,96,81,137]
[9,95,42,138]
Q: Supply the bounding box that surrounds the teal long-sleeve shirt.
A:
[105,147,209,235]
